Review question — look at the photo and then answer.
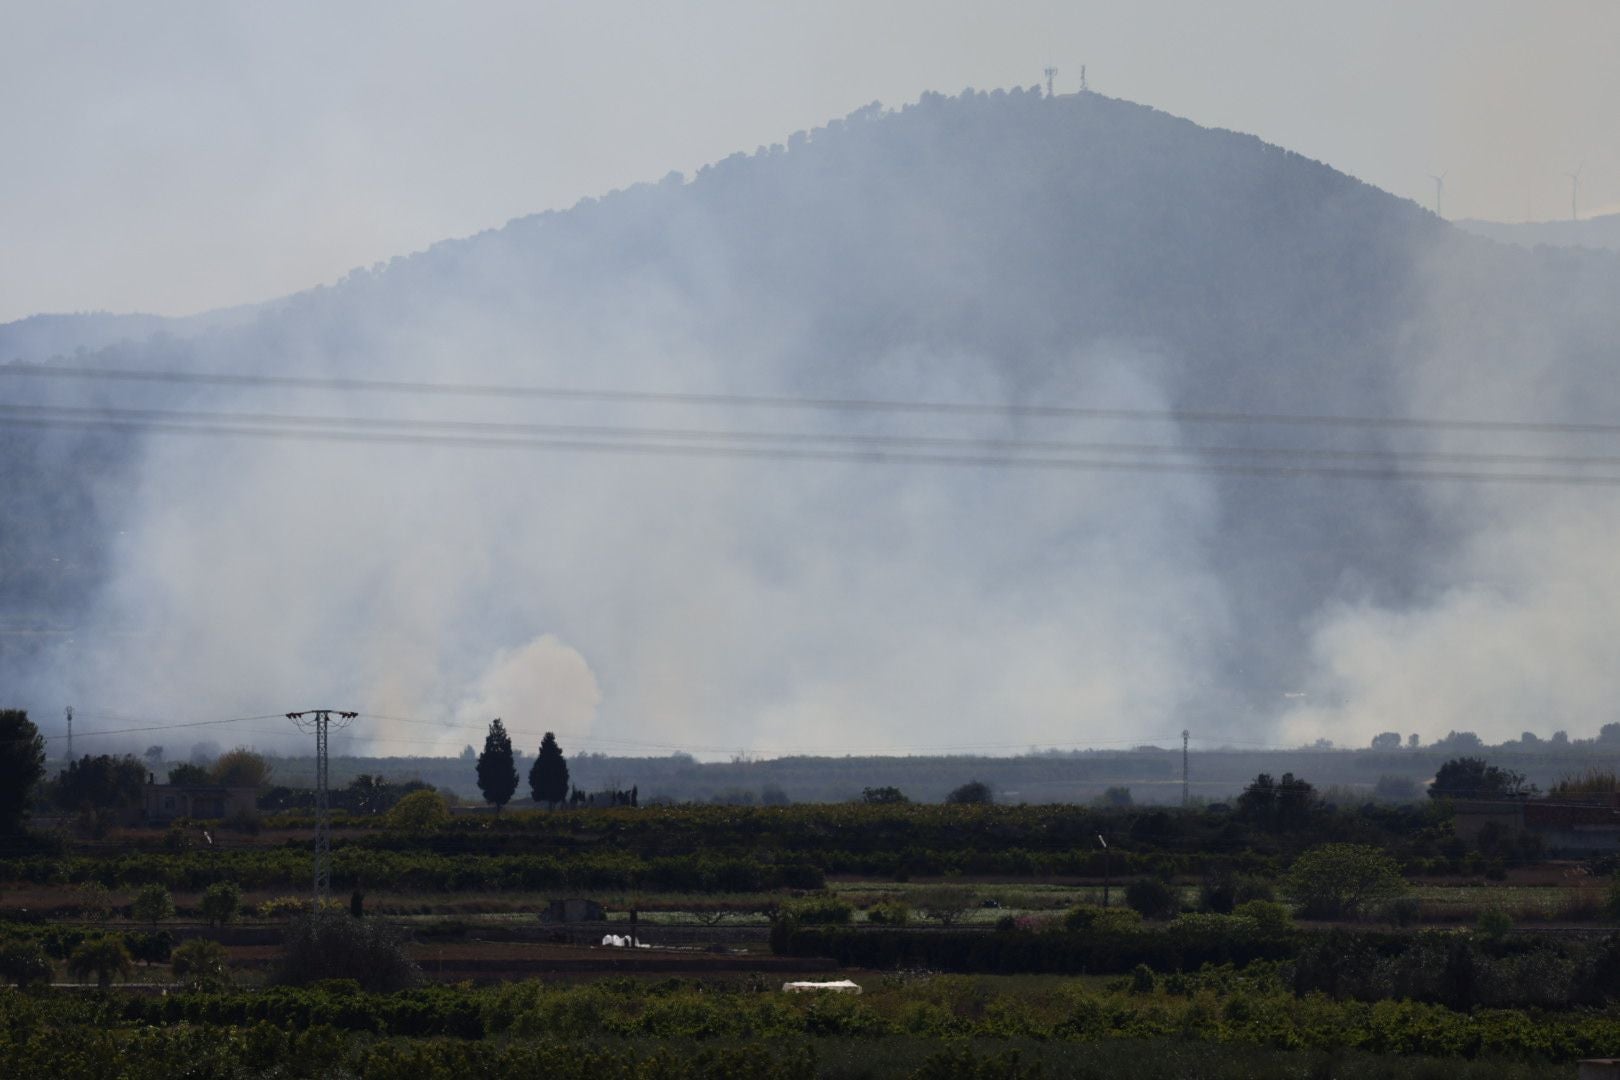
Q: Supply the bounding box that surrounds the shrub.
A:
[1065,904,1146,932]
[1386,896,1422,928]
[1233,900,1292,933]
[1198,870,1237,914]
[125,930,173,966]
[1093,907,1144,933]
[258,895,314,919]
[275,908,420,992]
[1064,905,1099,931]
[1234,876,1275,904]
[784,894,853,925]
[1476,908,1514,940]
[944,781,993,805]
[1125,878,1179,920]
[866,899,911,926]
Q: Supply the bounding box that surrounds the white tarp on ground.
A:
[601,934,650,948]
[782,980,861,994]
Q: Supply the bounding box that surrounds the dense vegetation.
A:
[1,971,1615,1078]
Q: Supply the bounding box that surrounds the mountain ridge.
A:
[5,88,1619,752]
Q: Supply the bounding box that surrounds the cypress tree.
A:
[530,732,570,809]
[475,718,519,814]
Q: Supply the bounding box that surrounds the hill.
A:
[5,87,1620,756]
[1457,211,1620,254]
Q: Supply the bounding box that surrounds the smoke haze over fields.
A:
[4,35,1620,760]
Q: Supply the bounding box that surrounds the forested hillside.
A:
[5,87,1620,754]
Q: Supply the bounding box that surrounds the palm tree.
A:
[67,938,133,990]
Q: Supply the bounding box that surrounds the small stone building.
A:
[143,781,258,823]
[1453,795,1620,855]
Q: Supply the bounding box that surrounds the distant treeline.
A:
[226,740,1620,808]
[0,800,1517,893]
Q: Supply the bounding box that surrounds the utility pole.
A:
[1181,729,1190,807]
[1044,66,1057,98]
[286,709,357,903]
[1097,833,1110,908]
[64,706,73,762]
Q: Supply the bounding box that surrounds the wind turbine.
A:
[1428,172,1447,218]
[1565,162,1584,221]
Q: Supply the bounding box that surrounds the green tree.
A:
[1125,877,1179,920]
[530,732,569,809]
[945,780,993,805]
[166,761,211,786]
[1237,772,1317,829]
[0,938,52,988]
[210,748,272,788]
[199,881,241,926]
[75,882,113,922]
[386,788,450,829]
[171,938,230,990]
[914,886,975,926]
[345,774,390,814]
[0,709,46,834]
[1429,757,1529,800]
[1283,842,1407,919]
[67,937,134,990]
[476,717,519,813]
[860,786,909,804]
[54,754,146,812]
[275,908,420,992]
[132,882,176,926]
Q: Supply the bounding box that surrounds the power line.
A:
[10,400,1620,470]
[8,360,1620,436]
[7,409,1620,488]
[36,713,287,742]
[16,706,1306,757]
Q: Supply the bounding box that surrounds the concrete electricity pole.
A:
[1181,729,1190,807]
[64,705,73,761]
[286,709,358,902]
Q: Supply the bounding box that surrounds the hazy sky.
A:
[2,0,1617,324]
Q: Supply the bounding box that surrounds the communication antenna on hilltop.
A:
[286,709,358,902]
[1428,172,1447,218]
[1566,163,1584,221]
[1044,66,1058,98]
[1079,64,1088,93]
[1181,730,1190,807]
[64,706,73,761]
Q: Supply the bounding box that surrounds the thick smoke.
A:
[17,88,1620,759]
[1281,236,1620,747]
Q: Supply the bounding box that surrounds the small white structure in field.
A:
[782,980,861,994]
[601,934,649,948]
